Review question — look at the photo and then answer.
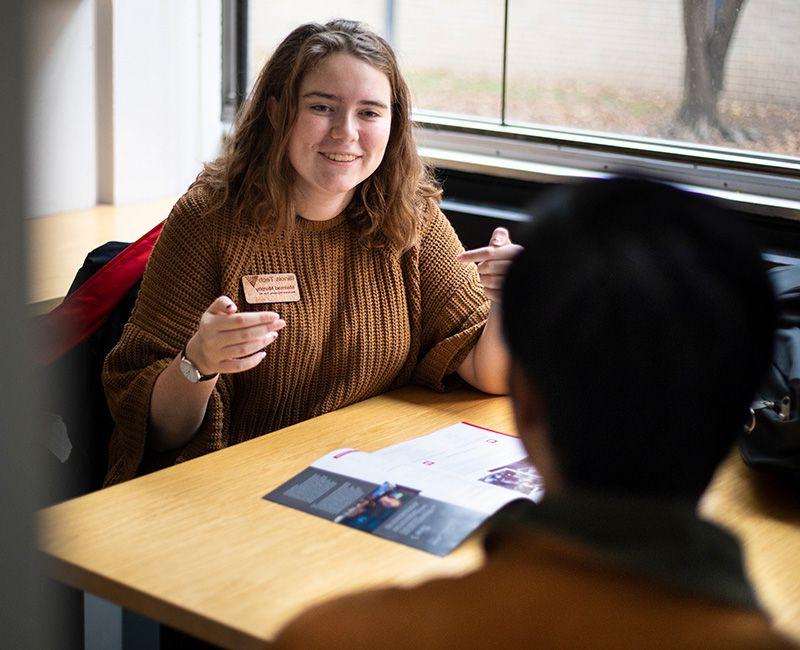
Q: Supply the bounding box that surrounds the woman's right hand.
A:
[184,295,285,376]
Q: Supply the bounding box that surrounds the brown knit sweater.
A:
[102,186,489,485]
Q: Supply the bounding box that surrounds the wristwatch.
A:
[179,348,219,383]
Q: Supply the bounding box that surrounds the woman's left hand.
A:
[457,227,524,303]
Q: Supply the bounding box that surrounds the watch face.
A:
[180,356,200,383]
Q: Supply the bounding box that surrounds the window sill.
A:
[414,113,800,222]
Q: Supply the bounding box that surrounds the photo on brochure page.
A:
[335,482,420,532]
[478,459,543,496]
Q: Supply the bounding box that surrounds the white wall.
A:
[27,0,222,216]
[106,0,222,204]
[26,0,97,217]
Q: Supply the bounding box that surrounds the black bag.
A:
[37,242,144,505]
[35,221,162,505]
[741,264,800,480]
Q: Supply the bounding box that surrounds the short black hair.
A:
[502,177,776,500]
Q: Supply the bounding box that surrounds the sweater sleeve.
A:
[410,203,490,391]
[102,189,234,485]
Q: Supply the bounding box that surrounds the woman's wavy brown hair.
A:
[196,19,441,251]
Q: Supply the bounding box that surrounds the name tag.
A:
[242,273,301,304]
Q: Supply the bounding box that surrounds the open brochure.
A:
[264,422,544,556]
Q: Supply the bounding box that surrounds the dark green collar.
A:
[484,492,759,610]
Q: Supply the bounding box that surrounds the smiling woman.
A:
[101,19,515,487]
[282,53,393,221]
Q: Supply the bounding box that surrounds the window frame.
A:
[221,0,249,125]
[413,113,800,221]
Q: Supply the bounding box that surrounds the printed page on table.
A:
[265,447,487,555]
[264,448,389,522]
[264,424,544,556]
[373,422,545,505]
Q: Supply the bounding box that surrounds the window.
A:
[503,1,800,159]
[246,1,505,120]
[236,1,800,216]
[248,1,389,85]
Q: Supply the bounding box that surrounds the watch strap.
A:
[180,347,219,382]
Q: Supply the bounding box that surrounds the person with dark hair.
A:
[101,20,518,485]
[503,177,776,501]
[274,178,793,648]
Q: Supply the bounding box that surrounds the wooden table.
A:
[39,386,800,648]
[700,450,800,639]
[39,387,511,648]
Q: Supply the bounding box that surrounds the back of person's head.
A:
[502,177,776,501]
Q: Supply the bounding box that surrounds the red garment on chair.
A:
[36,221,164,367]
